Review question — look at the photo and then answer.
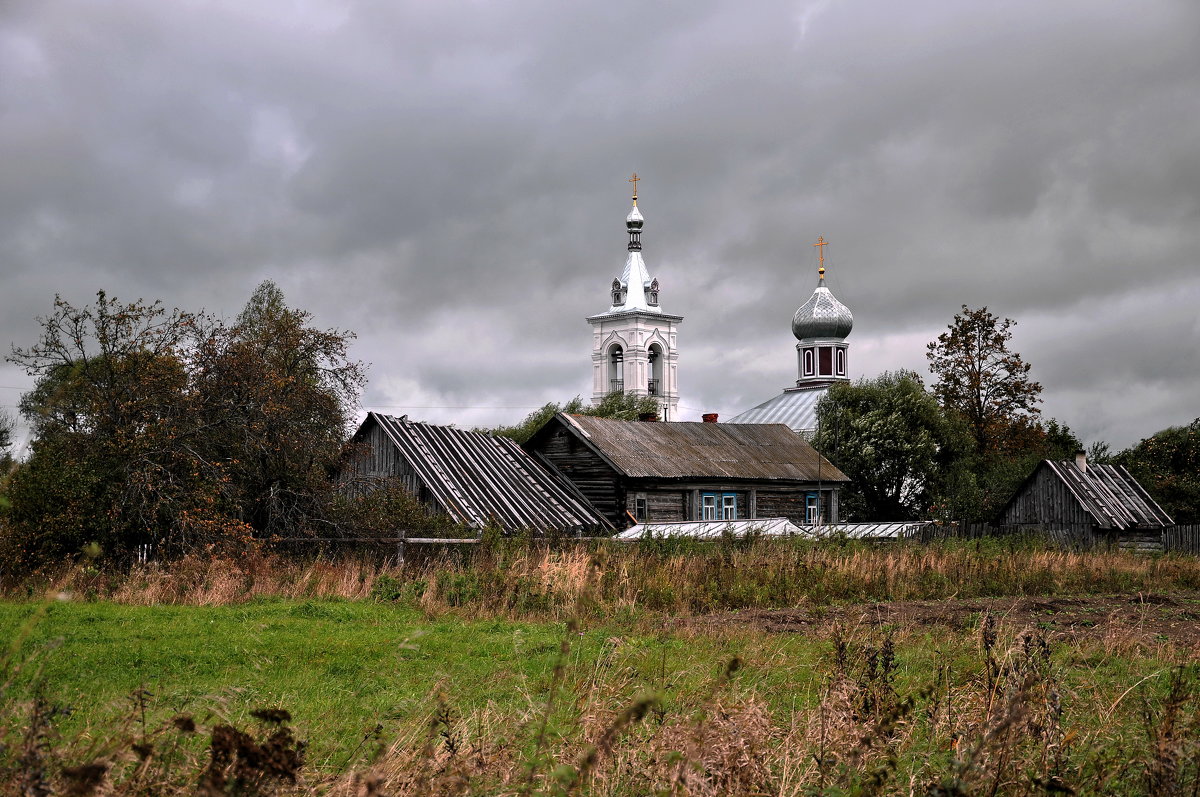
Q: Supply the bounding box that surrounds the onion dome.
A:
[626,203,643,228]
[791,264,853,341]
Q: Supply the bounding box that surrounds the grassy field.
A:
[2,540,1200,794]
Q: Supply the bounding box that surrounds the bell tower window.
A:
[803,348,814,376]
[648,343,663,396]
[609,345,624,393]
[836,348,846,376]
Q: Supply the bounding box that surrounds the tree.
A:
[1114,418,1200,523]
[3,285,366,566]
[192,281,366,537]
[5,292,234,561]
[813,371,972,521]
[926,306,1042,456]
[0,409,13,466]
[489,391,661,444]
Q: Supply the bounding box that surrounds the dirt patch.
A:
[683,592,1200,648]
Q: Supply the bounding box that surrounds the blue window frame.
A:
[701,492,738,521]
[805,492,820,524]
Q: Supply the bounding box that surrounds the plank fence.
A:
[1164,525,1200,555]
[923,521,1200,555]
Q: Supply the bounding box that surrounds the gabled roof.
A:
[1015,460,1173,530]
[534,414,848,482]
[353,412,611,533]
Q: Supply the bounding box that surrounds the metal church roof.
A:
[357,412,611,534]
[550,414,848,482]
[1037,460,1173,530]
[725,387,827,433]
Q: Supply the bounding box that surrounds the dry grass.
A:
[16,537,1200,618]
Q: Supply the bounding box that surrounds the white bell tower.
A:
[586,174,682,420]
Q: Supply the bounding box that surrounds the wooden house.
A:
[524,413,849,529]
[996,451,1173,550]
[342,412,610,535]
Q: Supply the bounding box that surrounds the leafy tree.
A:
[813,371,972,521]
[926,305,1042,456]
[1114,418,1200,523]
[0,410,13,469]
[489,391,660,444]
[5,293,235,561]
[192,281,366,537]
[0,410,12,453]
[3,285,365,566]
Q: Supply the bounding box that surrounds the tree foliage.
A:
[926,305,1042,456]
[489,391,661,444]
[1114,418,1200,523]
[3,284,365,565]
[192,281,366,537]
[813,371,972,521]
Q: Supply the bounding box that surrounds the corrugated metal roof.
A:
[558,414,848,482]
[615,519,929,540]
[615,518,803,539]
[361,412,611,533]
[1043,460,1173,530]
[725,387,827,433]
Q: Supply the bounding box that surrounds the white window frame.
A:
[722,493,737,520]
[805,492,820,524]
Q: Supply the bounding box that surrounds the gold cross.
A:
[628,172,640,203]
[813,235,828,276]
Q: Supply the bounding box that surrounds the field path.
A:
[685,591,1200,647]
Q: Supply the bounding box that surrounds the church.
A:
[586,174,682,421]
[586,175,854,434]
[726,237,854,433]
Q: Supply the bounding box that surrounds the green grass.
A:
[2,596,1195,793]
[0,600,826,768]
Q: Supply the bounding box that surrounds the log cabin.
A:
[524,413,848,529]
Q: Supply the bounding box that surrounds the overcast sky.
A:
[2,0,1198,453]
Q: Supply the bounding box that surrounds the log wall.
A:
[531,426,625,527]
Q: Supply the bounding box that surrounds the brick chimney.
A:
[1074,449,1087,473]
[638,412,659,422]
[702,413,719,423]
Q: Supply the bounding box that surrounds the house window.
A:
[836,348,845,376]
[634,494,648,520]
[805,492,820,524]
[701,492,739,520]
[803,348,814,376]
[722,494,737,520]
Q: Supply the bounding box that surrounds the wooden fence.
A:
[1164,525,1200,555]
[923,522,1200,555]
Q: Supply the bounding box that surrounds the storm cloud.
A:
[2,0,1198,450]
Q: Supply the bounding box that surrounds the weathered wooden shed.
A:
[996,452,1173,550]
[342,412,611,534]
[524,413,849,529]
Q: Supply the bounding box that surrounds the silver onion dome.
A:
[791,268,853,341]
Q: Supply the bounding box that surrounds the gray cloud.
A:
[2,0,1198,452]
